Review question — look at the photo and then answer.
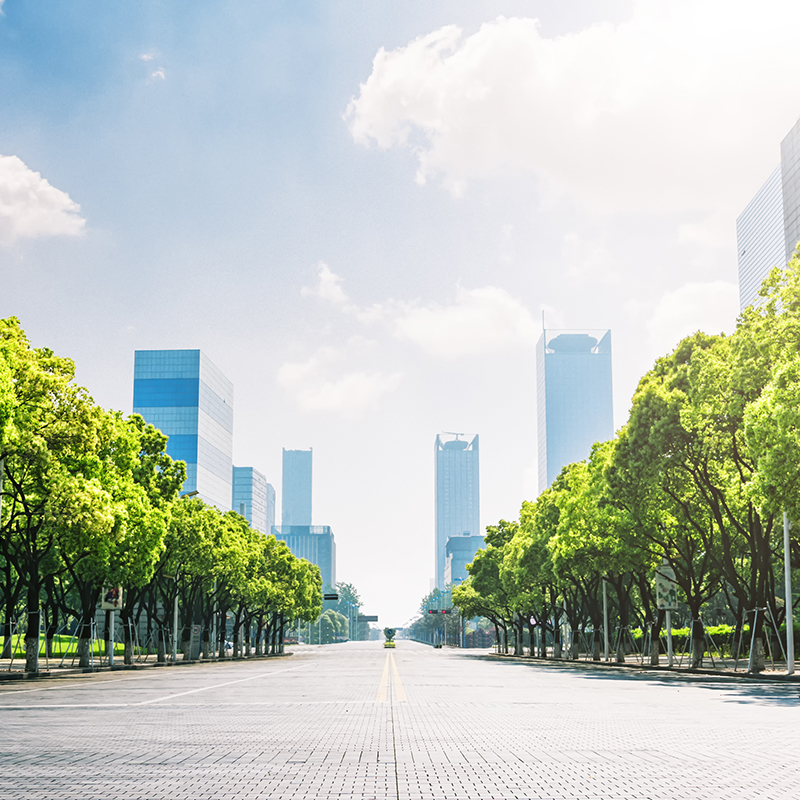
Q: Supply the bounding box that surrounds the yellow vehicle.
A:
[383,627,396,648]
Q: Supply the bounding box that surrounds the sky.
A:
[3,0,800,626]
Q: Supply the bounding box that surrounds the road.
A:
[0,640,797,799]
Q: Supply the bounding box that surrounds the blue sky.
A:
[3,0,799,624]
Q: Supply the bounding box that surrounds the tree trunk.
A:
[25,582,41,673]
[691,618,705,669]
[750,636,766,672]
[255,617,264,655]
[121,610,134,665]
[649,637,660,666]
[593,630,601,661]
[157,625,167,663]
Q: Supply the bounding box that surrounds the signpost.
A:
[101,587,123,666]
[655,561,678,667]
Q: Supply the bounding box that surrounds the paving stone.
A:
[0,641,798,798]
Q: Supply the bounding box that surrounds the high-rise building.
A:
[536,330,613,493]
[272,525,336,589]
[444,534,485,586]
[133,349,233,511]
[232,466,269,534]
[266,483,276,533]
[281,448,312,526]
[435,433,480,590]
[737,115,800,311]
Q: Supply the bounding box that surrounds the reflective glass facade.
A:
[272,525,336,589]
[133,349,233,511]
[444,534,485,586]
[232,466,269,534]
[737,115,800,311]
[435,434,480,590]
[281,448,312,526]
[537,330,613,493]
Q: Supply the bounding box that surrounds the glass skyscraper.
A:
[536,330,613,493]
[232,466,269,534]
[435,433,480,590]
[281,448,312,526]
[272,525,336,589]
[133,349,233,511]
[737,115,800,311]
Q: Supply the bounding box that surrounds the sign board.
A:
[358,615,378,622]
[323,593,339,601]
[655,565,678,610]
[101,587,124,610]
[190,624,202,660]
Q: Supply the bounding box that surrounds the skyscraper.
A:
[537,330,613,493]
[281,448,312,526]
[435,433,480,590]
[272,525,336,589]
[133,349,233,511]
[265,482,276,533]
[232,466,269,534]
[737,115,800,311]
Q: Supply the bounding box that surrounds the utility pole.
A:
[603,578,610,662]
[785,512,795,675]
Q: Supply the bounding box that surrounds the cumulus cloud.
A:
[390,286,539,356]
[347,1,800,235]
[277,338,401,416]
[0,155,85,245]
[647,280,738,359]
[302,261,352,307]
[301,262,540,357]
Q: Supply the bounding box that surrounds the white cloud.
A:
[0,155,85,245]
[647,280,738,358]
[139,52,156,62]
[561,232,619,286]
[302,261,352,307]
[277,338,401,416]
[299,262,540,357]
[149,68,166,82]
[347,2,800,238]
[390,286,539,356]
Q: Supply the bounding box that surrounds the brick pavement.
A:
[0,640,798,799]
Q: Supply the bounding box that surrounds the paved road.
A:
[0,640,798,799]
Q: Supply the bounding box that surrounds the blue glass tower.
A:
[133,349,233,511]
[537,330,613,493]
[435,433,480,590]
[232,466,269,534]
[281,448,312,526]
[272,525,336,589]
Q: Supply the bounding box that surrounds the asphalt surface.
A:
[0,640,797,799]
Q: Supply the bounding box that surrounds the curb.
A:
[0,650,293,683]
[482,651,800,684]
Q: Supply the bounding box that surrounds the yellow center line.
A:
[375,653,390,702]
[389,652,406,703]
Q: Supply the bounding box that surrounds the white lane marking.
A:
[389,653,407,703]
[136,664,308,705]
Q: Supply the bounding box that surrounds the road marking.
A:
[376,654,390,702]
[137,665,308,705]
[389,653,406,703]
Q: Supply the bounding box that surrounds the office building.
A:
[737,115,800,311]
[435,433,480,590]
[232,466,269,534]
[444,534,485,586]
[281,448,312,526]
[272,525,336,589]
[536,330,613,493]
[133,349,233,511]
[266,483,276,533]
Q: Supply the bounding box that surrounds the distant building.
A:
[536,330,613,493]
[281,448,312,526]
[266,482,276,533]
[435,433,480,590]
[737,115,800,311]
[444,534,485,586]
[232,466,269,534]
[133,349,233,511]
[272,525,336,589]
